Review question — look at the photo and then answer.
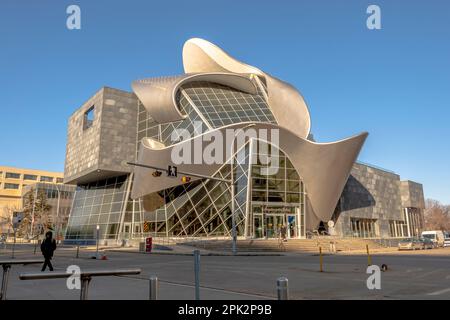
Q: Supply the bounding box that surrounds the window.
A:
[5,172,21,179]
[389,220,408,238]
[4,183,19,190]
[56,178,64,183]
[350,218,378,238]
[24,174,38,181]
[40,176,54,182]
[83,105,95,130]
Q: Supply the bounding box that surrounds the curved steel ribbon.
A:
[131,38,368,229]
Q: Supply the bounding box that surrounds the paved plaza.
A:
[1,244,450,300]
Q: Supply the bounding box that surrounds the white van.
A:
[444,232,450,247]
[421,231,445,248]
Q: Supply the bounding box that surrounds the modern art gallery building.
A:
[63,39,425,244]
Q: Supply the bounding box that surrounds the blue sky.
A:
[0,0,449,204]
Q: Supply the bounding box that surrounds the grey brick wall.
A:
[64,87,138,184]
[334,163,403,238]
[400,180,425,209]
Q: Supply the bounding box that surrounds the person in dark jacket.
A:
[40,231,56,271]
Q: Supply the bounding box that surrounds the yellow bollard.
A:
[319,246,323,272]
[366,244,372,266]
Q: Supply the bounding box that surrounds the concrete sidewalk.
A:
[105,245,285,256]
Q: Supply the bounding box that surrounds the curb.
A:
[105,249,286,256]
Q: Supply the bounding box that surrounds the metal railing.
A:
[19,268,141,300]
[1,259,43,300]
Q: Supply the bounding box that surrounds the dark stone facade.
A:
[334,163,425,238]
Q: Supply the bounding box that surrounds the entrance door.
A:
[287,215,297,239]
[254,215,264,238]
[265,215,285,238]
[123,223,131,239]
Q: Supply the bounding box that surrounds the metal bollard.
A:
[149,276,158,300]
[76,245,80,259]
[11,231,16,259]
[194,249,200,300]
[277,277,289,300]
[1,265,11,300]
[80,276,91,300]
[319,246,323,272]
[366,244,372,266]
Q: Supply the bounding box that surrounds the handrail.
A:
[0,259,43,266]
[1,259,44,300]
[19,268,141,300]
[19,268,141,280]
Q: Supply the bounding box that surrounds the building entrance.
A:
[254,215,264,238]
[251,205,304,239]
[287,214,297,239]
[265,214,284,238]
[123,223,131,239]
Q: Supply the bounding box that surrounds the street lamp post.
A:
[230,124,255,256]
[96,224,100,259]
[55,185,61,242]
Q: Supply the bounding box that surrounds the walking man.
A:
[41,231,56,271]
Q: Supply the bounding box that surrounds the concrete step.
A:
[179,238,392,253]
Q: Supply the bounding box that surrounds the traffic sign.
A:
[145,237,153,253]
[181,176,191,183]
[12,212,24,230]
[167,165,177,177]
[152,171,162,177]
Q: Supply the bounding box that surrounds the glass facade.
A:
[389,220,408,238]
[65,77,307,242]
[180,81,276,128]
[133,142,251,238]
[65,175,128,243]
[389,208,424,238]
[249,142,305,239]
[404,207,423,237]
[124,141,305,240]
[350,218,378,238]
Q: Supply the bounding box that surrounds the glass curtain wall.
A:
[350,218,378,238]
[65,175,129,243]
[136,143,251,238]
[66,78,308,242]
[249,142,306,238]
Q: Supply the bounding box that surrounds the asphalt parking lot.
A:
[1,244,450,300]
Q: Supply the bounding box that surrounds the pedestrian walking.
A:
[281,225,287,242]
[329,240,336,254]
[41,231,56,271]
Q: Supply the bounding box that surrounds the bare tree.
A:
[0,204,19,234]
[424,199,450,231]
[22,187,52,237]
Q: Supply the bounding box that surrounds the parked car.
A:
[398,238,423,250]
[418,237,434,249]
[444,231,450,247]
[421,231,445,248]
